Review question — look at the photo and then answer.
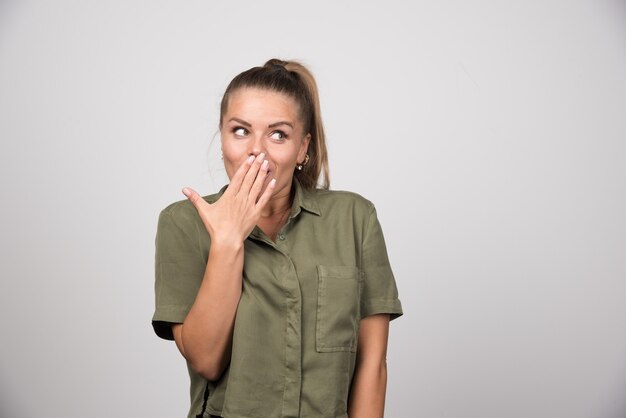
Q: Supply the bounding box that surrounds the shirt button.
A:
[278,234,285,240]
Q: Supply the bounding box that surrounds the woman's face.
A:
[221,87,310,199]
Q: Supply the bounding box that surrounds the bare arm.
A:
[172,241,243,380]
[348,314,390,418]
[172,153,274,381]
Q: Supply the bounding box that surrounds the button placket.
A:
[278,243,302,417]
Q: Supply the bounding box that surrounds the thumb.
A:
[182,187,207,209]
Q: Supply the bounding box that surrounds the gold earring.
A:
[296,154,309,171]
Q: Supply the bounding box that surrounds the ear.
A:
[298,133,311,163]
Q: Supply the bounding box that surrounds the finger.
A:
[255,178,276,210]
[249,158,270,200]
[226,155,255,195]
[238,152,265,196]
[182,187,209,211]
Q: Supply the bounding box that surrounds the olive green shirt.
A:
[152,180,403,418]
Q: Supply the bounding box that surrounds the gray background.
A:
[1,1,625,417]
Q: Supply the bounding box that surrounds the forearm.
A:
[348,357,388,418]
[179,241,244,380]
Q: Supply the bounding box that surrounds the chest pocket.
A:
[315,265,360,353]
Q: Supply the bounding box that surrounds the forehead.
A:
[225,88,301,122]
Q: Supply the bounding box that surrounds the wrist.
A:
[210,237,245,253]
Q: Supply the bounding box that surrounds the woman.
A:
[152,59,403,418]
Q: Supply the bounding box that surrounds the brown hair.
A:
[219,58,329,190]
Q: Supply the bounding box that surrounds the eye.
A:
[233,127,248,137]
[269,130,287,141]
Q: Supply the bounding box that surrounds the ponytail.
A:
[219,58,330,190]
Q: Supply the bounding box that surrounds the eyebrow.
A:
[228,117,293,129]
[228,118,252,127]
[268,121,294,129]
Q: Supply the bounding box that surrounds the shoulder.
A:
[158,190,222,230]
[310,188,373,206]
[306,188,376,218]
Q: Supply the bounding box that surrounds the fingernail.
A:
[262,160,269,170]
[269,178,276,187]
[182,187,191,197]
[247,155,255,164]
[258,152,266,160]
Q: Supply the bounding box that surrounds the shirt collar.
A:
[291,177,321,218]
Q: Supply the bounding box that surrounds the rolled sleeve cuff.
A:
[151,305,191,340]
[360,298,403,321]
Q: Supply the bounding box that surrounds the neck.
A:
[261,184,292,218]
[257,182,294,241]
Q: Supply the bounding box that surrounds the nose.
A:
[248,135,267,157]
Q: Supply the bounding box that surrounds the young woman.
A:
[152,59,403,418]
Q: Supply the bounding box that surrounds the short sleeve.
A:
[360,203,403,320]
[152,206,207,340]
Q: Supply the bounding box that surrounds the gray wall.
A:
[1,1,625,417]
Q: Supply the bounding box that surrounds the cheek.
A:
[221,140,248,176]
[269,144,301,167]
[269,156,295,179]
[222,150,243,179]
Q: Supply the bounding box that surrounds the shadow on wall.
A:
[0,397,21,418]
